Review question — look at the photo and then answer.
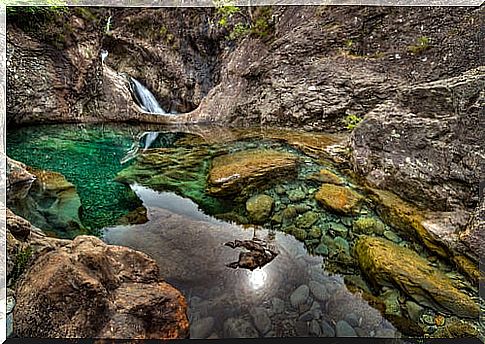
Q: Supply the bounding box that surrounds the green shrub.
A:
[408,36,430,55]
[228,22,250,41]
[343,114,363,130]
[11,246,33,282]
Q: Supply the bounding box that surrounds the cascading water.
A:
[129,77,167,114]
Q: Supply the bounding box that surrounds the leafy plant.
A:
[408,36,430,55]
[213,0,241,27]
[11,246,33,282]
[343,114,363,130]
[228,22,250,41]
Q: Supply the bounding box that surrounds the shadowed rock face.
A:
[354,236,479,319]
[350,68,485,213]
[13,235,189,339]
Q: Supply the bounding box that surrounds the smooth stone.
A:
[341,217,353,227]
[405,301,424,322]
[294,204,312,214]
[190,317,215,339]
[275,185,286,195]
[290,284,310,309]
[7,312,13,337]
[299,310,314,322]
[422,314,436,326]
[282,206,298,220]
[375,328,397,337]
[344,313,361,327]
[334,236,350,255]
[381,289,401,316]
[246,194,274,224]
[353,217,386,235]
[251,307,272,335]
[310,319,322,336]
[309,226,322,239]
[295,320,309,336]
[6,296,16,314]
[336,320,358,337]
[383,230,402,243]
[288,189,306,202]
[320,320,336,337]
[296,211,319,229]
[272,297,285,314]
[309,280,328,302]
[315,243,329,256]
[329,222,348,237]
[223,317,259,338]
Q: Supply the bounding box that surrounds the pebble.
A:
[190,316,215,339]
[405,301,424,322]
[295,320,309,336]
[223,317,259,338]
[315,243,329,256]
[334,236,350,255]
[320,320,335,337]
[309,280,328,302]
[310,301,322,319]
[381,289,401,316]
[310,319,322,336]
[290,284,310,309]
[375,328,397,337]
[288,189,306,202]
[251,307,272,335]
[271,297,285,314]
[336,320,358,337]
[7,313,13,337]
[422,314,436,326]
[299,310,314,322]
[341,217,353,226]
[383,230,401,243]
[275,185,286,195]
[6,296,15,314]
[330,222,348,237]
[344,313,360,327]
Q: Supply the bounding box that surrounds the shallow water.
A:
[7,123,483,339]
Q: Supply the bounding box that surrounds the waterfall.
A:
[142,132,159,151]
[129,77,167,114]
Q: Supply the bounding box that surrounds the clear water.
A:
[6,123,483,339]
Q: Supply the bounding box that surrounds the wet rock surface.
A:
[354,236,479,318]
[315,184,363,215]
[14,235,189,339]
[207,149,299,197]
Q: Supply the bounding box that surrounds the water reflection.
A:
[103,184,399,339]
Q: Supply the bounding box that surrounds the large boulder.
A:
[350,68,484,212]
[6,157,35,202]
[354,236,479,318]
[458,196,484,265]
[207,149,298,197]
[9,167,85,236]
[14,235,189,339]
[315,184,363,215]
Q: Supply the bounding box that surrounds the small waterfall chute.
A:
[128,77,167,115]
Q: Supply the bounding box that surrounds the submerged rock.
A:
[354,236,479,318]
[207,149,298,197]
[14,236,189,339]
[335,320,358,337]
[315,184,363,215]
[353,217,385,235]
[290,284,310,309]
[223,317,259,338]
[246,194,274,224]
[307,169,344,185]
[9,167,85,236]
[296,211,319,229]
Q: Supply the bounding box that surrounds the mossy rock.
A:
[295,211,319,229]
[354,236,479,318]
[207,149,298,197]
[368,188,448,257]
[433,320,479,338]
[315,184,363,215]
[352,217,385,235]
[452,255,482,286]
[307,169,344,185]
[246,194,274,224]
